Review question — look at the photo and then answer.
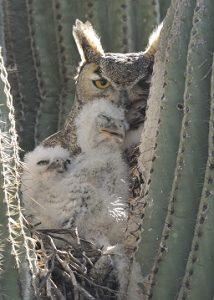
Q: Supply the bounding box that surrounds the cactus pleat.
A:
[76,0,109,50]
[177,48,214,300]
[133,0,160,51]
[0,49,38,299]
[106,0,136,53]
[52,1,78,129]
[159,0,171,22]
[0,1,6,60]
[3,0,42,155]
[106,0,160,53]
[26,0,62,144]
[134,0,214,299]
[135,0,195,280]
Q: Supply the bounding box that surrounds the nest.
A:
[29,226,121,300]
[26,146,143,300]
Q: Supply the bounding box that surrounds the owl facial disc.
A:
[97,115,126,143]
[46,157,71,173]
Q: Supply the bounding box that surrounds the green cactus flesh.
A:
[135,0,214,299]
[177,41,214,300]
[0,49,38,299]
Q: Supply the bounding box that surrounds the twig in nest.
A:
[37,249,56,294]
[75,271,118,296]
[50,278,66,300]
[48,236,79,300]
[37,228,77,240]
[29,223,119,299]
[57,250,87,275]
[36,229,80,250]
[54,267,96,300]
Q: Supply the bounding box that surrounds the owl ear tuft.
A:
[143,23,163,57]
[73,19,105,63]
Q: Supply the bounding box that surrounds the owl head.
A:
[23,145,72,176]
[75,98,129,152]
[73,20,162,129]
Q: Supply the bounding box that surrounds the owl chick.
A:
[21,145,73,228]
[64,98,130,248]
[22,99,130,249]
[41,19,162,155]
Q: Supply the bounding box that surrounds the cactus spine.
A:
[6,1,214,299]
[0,48,38,299]
[134,0,214,299]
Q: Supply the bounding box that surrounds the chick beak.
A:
[99,122,126,143]
[46,158,67,173]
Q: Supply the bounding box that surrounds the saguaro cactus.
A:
[130,0,214,299]
[3,0,214,299]
[0,48,38,299]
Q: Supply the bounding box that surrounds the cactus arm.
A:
[107,0,160,53]
[0,124,22,299]
[135,0,195,284]
[3,0,42,155]
[0,49,38,299]
[0,0,5,60]
[105,0,133,53]
[26,0,61,145]
[177,53,214,300]
[76,0,110,51]
[159,0,171,22]
[134,3,176,276]
[75,0,160,53]
[133,0,160,51]
[133,1,214,299]
[76,0,159,53]
[52,1,77,129]
[147,1,214,298]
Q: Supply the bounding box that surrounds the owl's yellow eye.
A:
[93,79,111,89]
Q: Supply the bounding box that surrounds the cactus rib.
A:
[135,1,195,292]
[177,52,214,300]
[0,49,38,299]
[134,0,160,51]
[52,0,77,130]
[3,0,41,155]
[26,0,61,145]
[133,1,214,299]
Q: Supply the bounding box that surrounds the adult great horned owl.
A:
[41,20,161,154]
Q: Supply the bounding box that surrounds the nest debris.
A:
[29,225,121,300]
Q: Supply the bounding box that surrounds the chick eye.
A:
[99,114,110,122]
[93,79,111,89]
[37,160,49,165]
[65,159,71,164]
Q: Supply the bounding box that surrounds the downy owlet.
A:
[22,98,130,249]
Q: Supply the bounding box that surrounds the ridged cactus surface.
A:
[133,0,214,299]
[7,1,214,299]
[2,0,214,299]
[0,49,38,299]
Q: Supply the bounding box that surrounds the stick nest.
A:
[30,226,120,300]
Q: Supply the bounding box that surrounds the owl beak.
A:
[99,124,126,143]
[46,158,67,173]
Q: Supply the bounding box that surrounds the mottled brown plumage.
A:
[41,20,161,154]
